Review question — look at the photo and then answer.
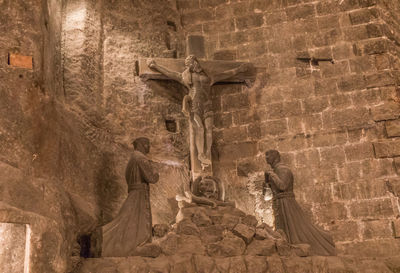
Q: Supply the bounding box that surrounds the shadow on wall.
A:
[96,152,126,225]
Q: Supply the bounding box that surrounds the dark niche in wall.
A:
[165,119,177,133]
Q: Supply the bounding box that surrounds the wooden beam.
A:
[139,58,256,83]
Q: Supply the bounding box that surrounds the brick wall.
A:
[178,0,400,257]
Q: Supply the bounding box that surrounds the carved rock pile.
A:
[77,203,394,273]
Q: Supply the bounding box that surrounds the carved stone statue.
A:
[176,176,235,208]
[101,137,159,257]
[148,55,248,169]
[264,150,336,256]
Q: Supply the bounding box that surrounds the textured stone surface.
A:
[2,0,400,271]
[0,223,27,273]
[373,140,400,158]
[393,219,400,238]
[386,120,400,137]
[245,239,276,256]
[232,223,255,244]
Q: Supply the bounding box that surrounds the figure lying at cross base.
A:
[176,176,235,208]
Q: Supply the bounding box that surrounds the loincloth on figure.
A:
[183,95,213,120]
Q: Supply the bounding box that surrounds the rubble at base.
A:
[76,204,397,273]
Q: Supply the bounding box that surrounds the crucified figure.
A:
[148,55,249,168]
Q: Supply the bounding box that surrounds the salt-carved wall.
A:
[177,0,400,257]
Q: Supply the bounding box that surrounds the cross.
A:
[138,35,255,180]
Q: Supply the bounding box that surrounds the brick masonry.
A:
[177,0,400,256]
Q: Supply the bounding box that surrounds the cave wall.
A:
[2,0,400,271]
[0,0,79,272]
[176,0,400,257]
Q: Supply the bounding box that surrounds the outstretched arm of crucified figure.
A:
[211,63,250,85]
[147,59,184,85]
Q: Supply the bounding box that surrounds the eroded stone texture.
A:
[3,0,400,272]
[0,223,27,273]
[177,0,400,258]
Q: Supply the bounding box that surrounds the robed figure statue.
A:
[102,137,159,257]
[264,150,336,256]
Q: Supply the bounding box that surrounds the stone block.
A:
[178,235,206,255]
[312,131,347,148]
[221,93,249,111]
[245,239,276,256]
[199,225,225,244]
[393,218,400,238]
[337,74,365,92]
[286,4,315,20]
[177,219,200,236]
[316,1,341,15]
[394,160,400,175]
[312,28,341,47]
[363,38,388,55]
[192,210,212,227]
[8,53,33,69]
[266,256,285,273]
[314,78,338,96]
[213,49,237,61]
[241,215,258,227]
[365,71,395,88]
[229,256,247,272]
[222,126,247,143]
[320,146,346,165]
[344,142,374,161]
[177,0,200,10]
[193,255,214,273]
[219,141,258,160]
[338,239,400,257]
[328,221,359,241]
[207,233,246,257]
[349,55,375,73]
[318,14,340,30]
[200,0,227,8]
[220,214,240,230]
[304,96,329,114]
[181,9,213,25]
[373,140,400,158]
[170,255,196,273]
[371,102,400,121]
[276,239,292,256]
[232,223,255,244]
[349,8,378,25]
[235,14,264,30]
[385,120,400,137]
[363,220,393,239]
[350,199,394,219]
[261,119,288,136]
[244,255,268,273]
[186,35,205,58]
[330,107,372,128]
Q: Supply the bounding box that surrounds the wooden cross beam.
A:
[138,36,255,180]
[138,58,255,84]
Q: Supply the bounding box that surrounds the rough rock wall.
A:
[1,0,190,272]
[62,0,190,228]
[0,0,82,272]
[177,0,400,257]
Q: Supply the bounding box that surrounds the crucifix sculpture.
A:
[139,36,254,180]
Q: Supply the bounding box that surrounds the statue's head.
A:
[132,137,150,154]
[192,176,222,200]
[265,150,280,166]
[184,55,202,73]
